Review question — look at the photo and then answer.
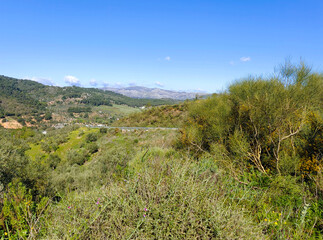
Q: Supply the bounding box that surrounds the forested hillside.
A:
[0,76,46,117]
[0,62,322,239]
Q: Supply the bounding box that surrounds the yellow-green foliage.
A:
[113,103,188,128]
[179,62,323,178]
[297,111,322,176]
[1,183,49,239]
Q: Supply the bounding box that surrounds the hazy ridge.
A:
[103,86,207,100]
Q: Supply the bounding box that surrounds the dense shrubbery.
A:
[179,62,322,176]
[176,62,323,237]
[40,152,265,239]
[0,62,322,239]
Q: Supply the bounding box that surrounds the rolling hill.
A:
[0,75,177,127]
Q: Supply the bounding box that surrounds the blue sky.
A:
[0,0,322,93]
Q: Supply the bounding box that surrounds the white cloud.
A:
[29,77,55,86]
[89,79,97,86]
[229,61,235,65]
[155,81,164,87]
[64,75,80,86]
[240,57,251,62]
[165,56,171,61]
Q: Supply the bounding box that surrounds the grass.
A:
[40,149,266,240]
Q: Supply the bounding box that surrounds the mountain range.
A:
[103,86,207,100]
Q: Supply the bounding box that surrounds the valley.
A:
[0,63,322,239]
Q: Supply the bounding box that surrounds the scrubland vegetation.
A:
[113,104,188,128]
[0,62,322,239]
